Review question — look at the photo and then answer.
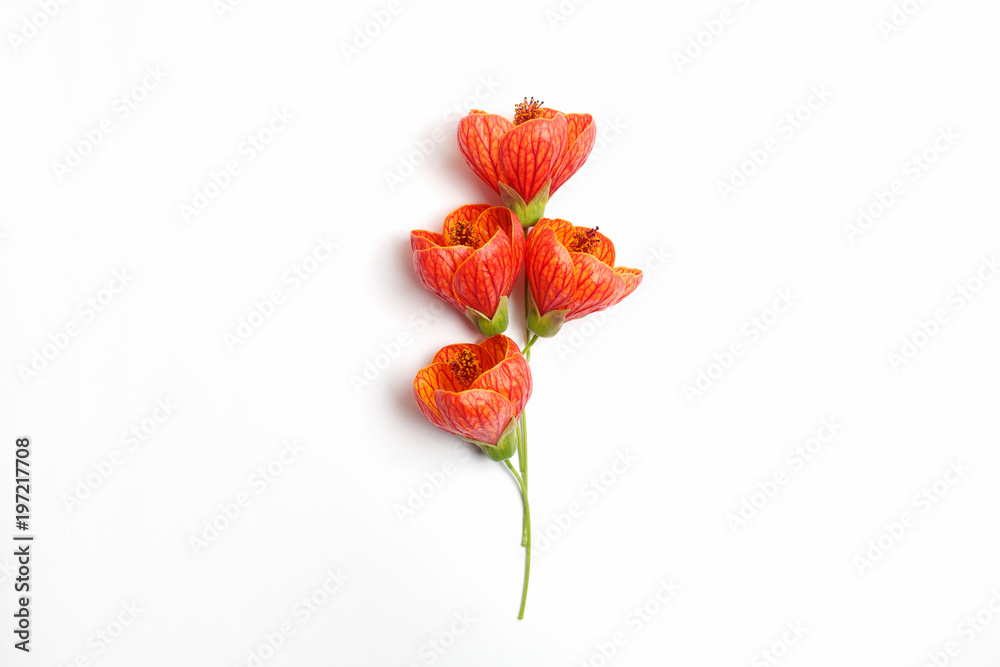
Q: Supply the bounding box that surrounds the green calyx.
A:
[526,288,568,338]
[465,295,509,336]
[499,180,550,229]
[462,417,520,461]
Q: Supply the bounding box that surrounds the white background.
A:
[1,0,999,665]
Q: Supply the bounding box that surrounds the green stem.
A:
[504,459,531,619]
[521,333,539,357]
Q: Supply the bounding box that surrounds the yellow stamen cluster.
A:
[448,349,481,386]
[446,220,479,248]
[513,97,545,125]
[567,227,601,255]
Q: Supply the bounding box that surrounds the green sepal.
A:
[461,417,519,461]
[465,295,509,336]
[498,180,550,229]
[526,288,568,338]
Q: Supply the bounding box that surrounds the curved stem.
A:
[521,333,539,357]
[504,458,531,619]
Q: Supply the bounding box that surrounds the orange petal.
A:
[458,113,513,195]
[413,362,462,430]
[431,341,497,372]
[581,226,616,267]
[470,353,532,418]
[443,204,494,233]
[475,206,524,273]
[549,114,596,194]
[412,245,474,311]
[566,253,622,320]
[612,267,643,305]
[411,229,444,252]
[526,220,575,315]
[477,334,517,366]
[435,388,514,445]
[452,224,515,318]
[498,114,567,203]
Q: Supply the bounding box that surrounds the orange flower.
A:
[526,218,643,337]
[457,98,597,227]
[412,335,532,460]
[411,205,524,335]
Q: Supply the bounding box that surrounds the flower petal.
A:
[612,267,643,305]
[434,388,514,446]
[412,245,475,311]
[452,226,515,319]
[549,113,596,194]
[527,219,575,315]
[566,253,623,320]
[457,113,513,195]
[582,226,616,267]
[470,353,532,418]
[411,229,444,252]
[477,334,517,365]
[413,362,462,431]
[498,114,567,203]
[475,206,524,273]
[443,204,494,234]
[431,342,497,372]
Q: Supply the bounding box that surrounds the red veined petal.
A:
[549,114,596,194]
[457,113,513,195]
[526,219,575,315]
[497,114,567,203]
[413,362,463,431]
[435,388,514,445]
[566,253,623,320]
[452,226,515,318]
[470,353,532,418]
[412,245,475,311]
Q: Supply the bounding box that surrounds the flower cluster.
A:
[408,98,643,619]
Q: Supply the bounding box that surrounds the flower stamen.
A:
[448,349,482,386]
[566,226,601,255]
[513,97,545,125]
[446,220,480,248]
